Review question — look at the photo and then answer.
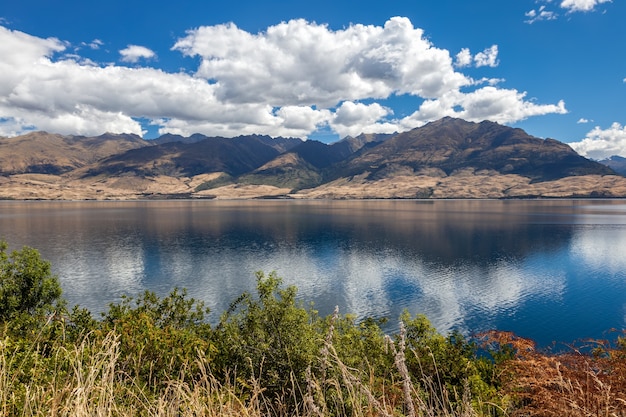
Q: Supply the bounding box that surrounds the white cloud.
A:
[526,0,611,22]
[455,46,499,68]
[455,48,473,68]
[275,106,331,133]
[0,26,65,70]
[577,118,590,123]
[0,117,34,137]
[569,122,626,159]
[173,17,470,106]
[525,6,558,24]
[330,102,396,138]
[560,0,611,12]
[474,45,499,68]
[119,45,156,63]
[81,39,104,50]
[0,19,567,139]
[399,87,567,128]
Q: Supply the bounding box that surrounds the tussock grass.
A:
[0,318,484,417]
[5,312,626,416]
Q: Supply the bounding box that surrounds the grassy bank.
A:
[1,242,625,416]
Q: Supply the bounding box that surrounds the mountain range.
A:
[1,117,625,200]
[598,155,626,176]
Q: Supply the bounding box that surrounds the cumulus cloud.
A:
[0,18,566,139]
[454,45,499,68]
[119,45,156,63]
[454,48,473,68]
[569,122,626,160]
[560,0,611,12]
[399,87,567,129]
[330,102,396,138]
[173,17,470,106]
[577,118,590,124]
[474,45,499,68]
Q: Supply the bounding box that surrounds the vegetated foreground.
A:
[1,241,626,416]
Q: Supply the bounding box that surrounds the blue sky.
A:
[1,0,624,158]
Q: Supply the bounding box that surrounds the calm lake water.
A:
[1,199,625,347]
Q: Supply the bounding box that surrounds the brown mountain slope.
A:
[82,135,291,178]
[235,134,394,190]
[239,152,323,190]
[0,132,148,175]
[337,117,613,182]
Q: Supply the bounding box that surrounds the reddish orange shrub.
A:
[482,330,626,417]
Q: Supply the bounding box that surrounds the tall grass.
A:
[0,320,485,417]
[5,313,626,416]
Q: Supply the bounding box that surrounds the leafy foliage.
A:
[0,241,63,324]
[101,288,214,388]
[214,271,319,398]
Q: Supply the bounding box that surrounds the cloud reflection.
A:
[1,199,621,344]
[570,226,626,275]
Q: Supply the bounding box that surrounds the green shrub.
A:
[214,271,320,399]
[101,288,214,390]
[0,241,63,321]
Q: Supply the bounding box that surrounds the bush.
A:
[101,288,214,389]
[214,271,319,399]
[0,241,63,325]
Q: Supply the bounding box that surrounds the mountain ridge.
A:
[0,118,624,200]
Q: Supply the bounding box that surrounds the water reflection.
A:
[0,200,624,346]
[570,226,626,274]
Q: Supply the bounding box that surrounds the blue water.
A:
[0,199,625,347]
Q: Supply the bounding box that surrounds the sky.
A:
[1,0,624,159]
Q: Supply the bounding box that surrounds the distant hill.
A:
[598,155,626,176]
[237,133,393,190]
[150,133,211,145]
[83,135,299,178]
[0,118,624,200]
[0,132,148,175]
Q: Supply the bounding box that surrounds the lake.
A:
[1,199,625,347]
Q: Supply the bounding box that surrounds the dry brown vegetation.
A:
[1,170,626,200]
[293,172,626,200]
[482,330,626,417]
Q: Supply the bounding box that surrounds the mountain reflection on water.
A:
[1,199,625,347]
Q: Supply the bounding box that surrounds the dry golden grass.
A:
[1,169,626,200]
[1,322,483,417]
[293,171,626,200]
[7,318,626,416]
